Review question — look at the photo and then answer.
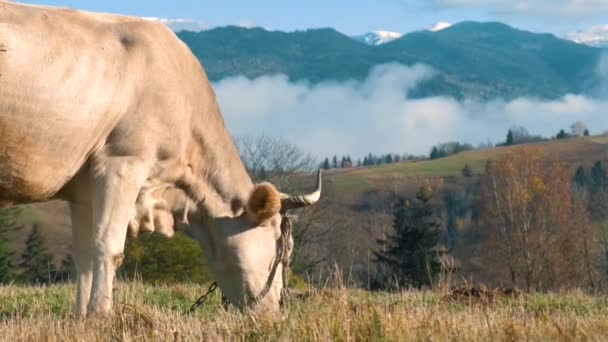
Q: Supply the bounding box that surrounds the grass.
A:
[2,282,608,341]
[327,135,608,193]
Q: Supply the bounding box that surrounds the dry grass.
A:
[1,282,608,341]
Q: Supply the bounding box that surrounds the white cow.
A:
[0,1,321,316]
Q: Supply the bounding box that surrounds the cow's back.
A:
[0,1,183,203]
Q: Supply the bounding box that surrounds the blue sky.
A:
[23,0,608,36]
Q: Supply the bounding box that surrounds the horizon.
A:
[21,0,608,38]
[15,1,608,158]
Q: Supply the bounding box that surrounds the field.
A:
[9,135,608,263]
[2,282,608,341]
[325,135,608,193]
[5,136,608,341]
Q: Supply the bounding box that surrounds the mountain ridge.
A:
[176,21,603,100]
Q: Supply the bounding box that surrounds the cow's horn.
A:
[280,170,322,211]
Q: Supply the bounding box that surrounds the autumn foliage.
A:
[480,147,594,291]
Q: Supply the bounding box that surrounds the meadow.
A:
[1,282,608,341]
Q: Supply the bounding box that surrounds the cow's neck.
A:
[185,84,253,219]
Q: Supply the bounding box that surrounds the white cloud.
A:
[597,52,608,96]
[143,17,210,32]
[565,24,608,47]
[237,19,257,29]
[213,63,608,158]
[430,0,608,16]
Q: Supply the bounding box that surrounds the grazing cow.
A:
[0,1,321,316]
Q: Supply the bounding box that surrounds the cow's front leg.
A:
[88,157,149,315]
[70,203,94,318]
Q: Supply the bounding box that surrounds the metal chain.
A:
[183,282,218,315]
[249,214,292,306]
[185,215,293,313]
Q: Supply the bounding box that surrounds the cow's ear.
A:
[247,182,281,225]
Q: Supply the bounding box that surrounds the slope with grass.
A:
[8,135,608,264]
[325,135,608,194]
[1,283,607,340]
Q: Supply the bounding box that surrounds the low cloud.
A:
[565,24,608,47]
[237,19,257,29]
[598,52,608,97]
[213,63,608,158]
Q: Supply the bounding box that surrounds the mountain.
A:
[352,30,402,46]
[566,24,608,48]
[378,22,601,99]
[178,26,374,83]
[177,22,603,99]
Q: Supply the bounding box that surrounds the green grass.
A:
[2,283,608,341]
[328,135,608,193]
[327,149,497,193]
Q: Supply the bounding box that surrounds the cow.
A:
[0,1,321,316]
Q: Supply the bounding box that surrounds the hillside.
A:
[325,134,608,193]
[8,135,608,266]
[177,22,603,100]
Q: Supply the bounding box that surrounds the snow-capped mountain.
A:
[565,24,608,48]
[429,22,452,32]
[352,30,402,46]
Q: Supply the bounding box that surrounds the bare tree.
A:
[289,181,341,274]
[235,135,317,192]
[570,121,588,137]
[235,134,327,275]
[480,147,591,291]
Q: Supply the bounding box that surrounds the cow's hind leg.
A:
[70,203,94,318]
[88,157,149,315]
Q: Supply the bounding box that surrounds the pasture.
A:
[326,134,608,193]
[1,282,608,341]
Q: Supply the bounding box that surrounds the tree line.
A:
[370,147,608,292]
[1,127,605,291]
[0,208,210,285]
[0,209,74,285]
[321,121,594,168]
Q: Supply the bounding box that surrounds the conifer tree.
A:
[332,155,338,169]
[505,129,514,146]
[56,252,76,282]
[556,129,569,139]
[589,161,608,221]
[430,147,440,160]
[19,225,56,284]
[0,207,21,284]
[461,163,474,177]
[374,187,442,288]
[322,157,331,170]
[591,161,607,189]
[341,156,352,168]
[573,165,587,189]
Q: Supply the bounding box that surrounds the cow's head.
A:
[128,171,321,311]
[186,171,322,311]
